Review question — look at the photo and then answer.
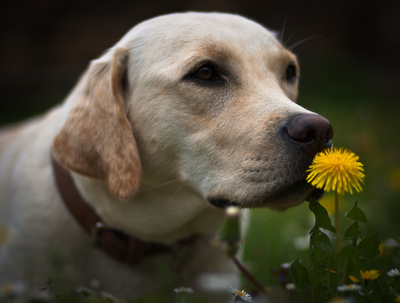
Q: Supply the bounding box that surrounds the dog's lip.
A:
[208,198,239,209]
[208,183,325,209]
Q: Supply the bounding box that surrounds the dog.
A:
[0,12,333,300]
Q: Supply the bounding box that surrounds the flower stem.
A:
[232,256,269,298]
[335,191,341,252]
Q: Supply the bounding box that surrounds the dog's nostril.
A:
[302,129,317,143]
[285,113,334,156]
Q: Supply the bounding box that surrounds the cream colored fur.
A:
[0,12,321,300]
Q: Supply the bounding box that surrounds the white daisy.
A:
[173,287,194,294]
[337,284,362,292]
[387,268,400,277]
[285,283,296,291]
[230,286,252,302]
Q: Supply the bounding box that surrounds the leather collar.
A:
[51,156,196,265]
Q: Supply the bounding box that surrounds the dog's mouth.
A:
[208,186,324,210]
[208,199,240,209]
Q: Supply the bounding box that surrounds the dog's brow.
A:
[181,43,234,69]
[182,55,213,72]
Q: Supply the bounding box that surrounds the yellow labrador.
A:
[0,12,333,299]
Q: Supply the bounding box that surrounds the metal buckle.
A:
[91,221,105,247]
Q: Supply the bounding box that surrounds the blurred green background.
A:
[1,0,399,290]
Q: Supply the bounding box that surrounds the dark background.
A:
[1,0,400,236]
[1,0,399,123]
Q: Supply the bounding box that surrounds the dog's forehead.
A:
[119,12,293,81]
[140,12,273,35]
[125,13,283,56]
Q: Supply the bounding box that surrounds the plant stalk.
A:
[335,191,341,252]
[232,256,269,298]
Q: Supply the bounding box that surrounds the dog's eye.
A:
[285,64,297,82]
[191,64,219,82]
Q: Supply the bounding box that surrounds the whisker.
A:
[283,29,298,48]
[138,179,181,192]
[278,15,288,42]
[287,34,324,51]
[170,182,184,199]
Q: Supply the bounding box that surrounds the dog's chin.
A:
[208,199,240,209]
[208,183,324,210]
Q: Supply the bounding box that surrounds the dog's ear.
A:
[52,48,141,201]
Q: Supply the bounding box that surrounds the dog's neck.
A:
[52,157,225,264]
[56,159,225,245]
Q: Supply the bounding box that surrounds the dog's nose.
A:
[285,113,334,156]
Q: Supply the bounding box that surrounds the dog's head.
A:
[53,12,333,211]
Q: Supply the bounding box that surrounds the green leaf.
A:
[357,234,381,259]
[309,198,335,232]
[336,245,361,284]
[310,229,334,254]
[344,222,361,239]
[345,201,368,223]
[290,259,310,289]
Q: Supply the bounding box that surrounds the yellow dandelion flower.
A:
[307,147,365,195]
[349,275,360,283]
[349,270,380,283]
[395,295,400,303]
[361,269,380,280]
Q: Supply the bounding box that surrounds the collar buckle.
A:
[91,221,105,247]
